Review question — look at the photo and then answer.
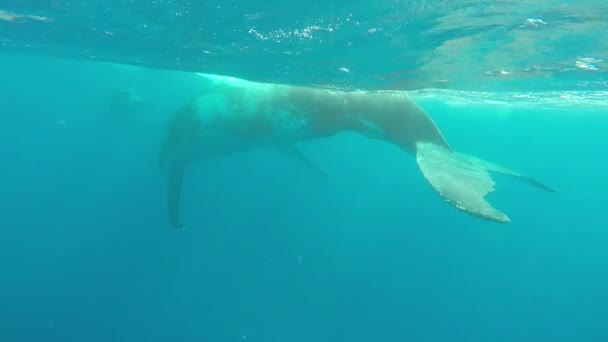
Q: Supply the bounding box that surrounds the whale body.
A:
[159,73,556,229]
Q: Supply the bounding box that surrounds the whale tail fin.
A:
[415,141,556,223]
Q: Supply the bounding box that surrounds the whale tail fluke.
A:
[415,141,556,223]
[453,151,559,193]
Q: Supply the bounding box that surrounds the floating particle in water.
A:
[0,9,51,22]
[244,12,265,21]
[339,67,351,74]
[484,69,513,77]
[0,10,17,21]
[576,57,602,71]
[248,28,268,41]
[524,18,547,27]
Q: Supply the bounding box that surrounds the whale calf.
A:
[160,73,556,229]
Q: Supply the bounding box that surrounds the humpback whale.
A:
[160,73,556,229]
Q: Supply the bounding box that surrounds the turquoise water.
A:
[1,2,608,341]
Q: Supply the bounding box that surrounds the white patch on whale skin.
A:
[267,109,311,139]
[187,90,314,157]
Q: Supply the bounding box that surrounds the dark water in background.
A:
[1,1,608,341]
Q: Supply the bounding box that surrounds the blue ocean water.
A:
[1,2,608,341]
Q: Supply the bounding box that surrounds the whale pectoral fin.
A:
[415,141,510,223]
[167,167,185,230]
[455,152,558,193]
[275,145,328,178]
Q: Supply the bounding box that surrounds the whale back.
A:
[347,92,451,152]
